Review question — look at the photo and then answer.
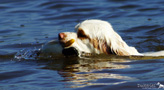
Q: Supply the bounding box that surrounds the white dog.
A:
[42,19,164,56]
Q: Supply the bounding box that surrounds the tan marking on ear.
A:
[90,38,115,55]
[103,42,110,54]
[101,41,116,55]
[91,38,100,50]
[77,28,89,40]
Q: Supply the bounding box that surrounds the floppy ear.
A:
[108,32,139,56]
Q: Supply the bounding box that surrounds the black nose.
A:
[62,47,79,56]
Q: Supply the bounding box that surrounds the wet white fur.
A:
[42,19,164,56]
[74,19,141,56]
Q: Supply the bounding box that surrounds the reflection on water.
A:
[40,55,132,88]
[14,48,164,88]
[37,54,164,88]
[60,73,132,88]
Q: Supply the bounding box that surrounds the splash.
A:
[14,48,41,60]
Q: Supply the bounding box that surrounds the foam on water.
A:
[14,48,41,60]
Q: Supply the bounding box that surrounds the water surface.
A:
[0,0,164,90]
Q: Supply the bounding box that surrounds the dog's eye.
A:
[77,29,88,38]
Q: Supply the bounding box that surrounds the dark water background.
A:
[1,0,164,90]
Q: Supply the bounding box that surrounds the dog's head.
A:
[59,19,140,56]
[58,32,92,56]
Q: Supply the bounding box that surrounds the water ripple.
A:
[0,0,164,90]
[0,70,36,81]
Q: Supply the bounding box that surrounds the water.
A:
[1,0,164,90]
